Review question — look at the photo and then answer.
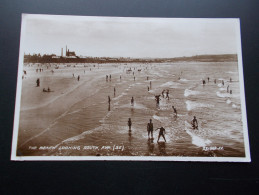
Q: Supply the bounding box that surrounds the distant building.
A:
[65,45,76,57]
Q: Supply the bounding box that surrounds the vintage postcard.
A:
[11,14,250,161]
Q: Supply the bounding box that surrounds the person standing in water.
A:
[162,90,165,98]
[155,95,161,104]
[131,97,134,106]
[147,119,154,139]
[191,116,198,130]
[36,78,40,87]
[155,127,166,142]
[77,75,80,81]
[214,79,217,84]
[128,118,132,131]
[108,96,111,105]
[166,89,169,100]
[172,106,177,116]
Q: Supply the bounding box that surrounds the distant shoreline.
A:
[24,54,238,64]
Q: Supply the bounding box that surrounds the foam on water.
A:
[160,81,180,88]
[180,78,188,82]
[152,115,169,123]
[185,100,214,111]
[185,121,212,147]
[113,92,127,101]
[226,99,232,104]
[184,89,201,97]
[216,91,231,98]
[120,103,148,110]
[219,88,225,91]
[232,104,240,109]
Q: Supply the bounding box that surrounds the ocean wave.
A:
[216,91,231,98]
[232,104,240,109]
[226,99,232,104]
[185,100,214,111]
[152,115,169,122]
[113,92,127,101]
[179,78,188,82]
[184,89,201,97]
[60,126,104,144]
[160,81,180,88]
[120,103,148,110]
[185,121,212,147]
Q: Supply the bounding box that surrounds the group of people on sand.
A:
[43,87,52,92]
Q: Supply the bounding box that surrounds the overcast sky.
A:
[22,14,240,58]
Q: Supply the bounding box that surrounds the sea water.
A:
[19,62,245,157]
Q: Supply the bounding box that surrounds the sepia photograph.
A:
[11,14,250,161]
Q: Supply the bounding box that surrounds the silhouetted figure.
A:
[166,90,169,100]
[156,127,166,142]
[162,90,165,98]
[222,80,224,86]
[120,75,121,80]
[148,86,149,91]
[114,87,116,96]
[172,106,177,116]
[128,118,132,131]
[207,77,210,82]
[230,78,232,82]
[134,76,135,81]
[109,75,111,81]
[147,76,149,80]
[191,116,198,130]
[155,95,161,104]
[230,90,232,94]
[147,119,154,139]
[131,97,134,106]
[108,96,111,105]
[202,80,206,85]
[78,75,80,81]
[227,85,229,93]
[214,79,216,84]
[36,78,40,87]
[150,81,152,89]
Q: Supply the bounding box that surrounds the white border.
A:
[11,14,251,162]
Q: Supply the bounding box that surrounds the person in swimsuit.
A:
[128,118,132,131]
[147,119,154,139]
[191,116,198,130]
[155,127,166,142]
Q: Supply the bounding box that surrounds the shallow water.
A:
[18,62,245,157]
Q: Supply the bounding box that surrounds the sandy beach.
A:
[17,62,245,157]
